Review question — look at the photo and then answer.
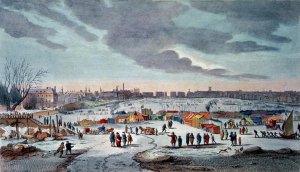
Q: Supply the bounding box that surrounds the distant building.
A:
[170,92,177,98]
[57,92,80,106]
[100,91,118,99]
[177,92,186,98]
[143,92,154,98]
[156,91,165,98]
[23,87,58,109]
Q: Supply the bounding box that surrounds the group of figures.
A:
[167,132,217,147]
[109,131,133,147]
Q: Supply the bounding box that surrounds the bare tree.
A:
[2,58,47,110]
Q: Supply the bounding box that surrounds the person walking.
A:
[54,142,64,158]
[155,128,158,136]
[230,132,234,146]
[220,130,224,140]
[162,124,167,133]
[130,127,133,134]
[168,132,177,147]
[211,134,216,144]
[116,132,122,147]
[189,133,195,145]
[224,129,228,140]
[109,132,116,147]
[242,127,245,135]
[178,136,182,148]
[205,133,210,144]
[254,130,259,138]
[135,127,139,135]
[234,132,237,145]
[65,141,75,155]
[125,125,128,133]
[122,132,127,146]
[127,133,133,145]
[186,133,190,146]
[238,136,242,145]
[196,133,202,145]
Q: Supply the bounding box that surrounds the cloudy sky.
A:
[0,0,300,92]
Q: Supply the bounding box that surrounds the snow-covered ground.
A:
[1,98,300,171]
[1,120,300,172]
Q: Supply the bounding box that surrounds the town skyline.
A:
[41,81,300,93]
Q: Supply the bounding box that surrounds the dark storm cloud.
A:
[63,0,270,79]
[0,7,66,49]
[0,0,272,79]
[0,0,98,42]
[190,0,300,43]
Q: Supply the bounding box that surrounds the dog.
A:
[219,147,232,153]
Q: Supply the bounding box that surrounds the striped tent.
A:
[184,113,196,126]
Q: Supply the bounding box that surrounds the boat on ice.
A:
[279,111,297,139]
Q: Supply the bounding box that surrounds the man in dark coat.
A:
[135,127,139,135]
[254,130,259,138]
[162,124,167,133]
[109,132,115,147]
[196,133,202,145]
[186,133,190,146]
[65,141,75,155]
[178,136,182,148]
[229,132,234,146]
[122,132,127,146]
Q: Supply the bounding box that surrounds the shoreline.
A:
[133,147,300,172]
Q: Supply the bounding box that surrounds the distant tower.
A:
[61,87,64,94]
[208,86,212,92]
[123,83,125,91]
